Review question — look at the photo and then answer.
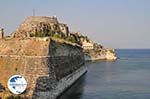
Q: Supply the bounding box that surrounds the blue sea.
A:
[58,49,150,99]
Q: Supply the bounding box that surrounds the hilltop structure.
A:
[11,16,69,38]
[0,16,116,98]
[11,16,116,60]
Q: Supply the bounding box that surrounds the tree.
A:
[65,36,77,43]
[48,31,55,37]
[53,33,61,39]
[32,32,46,37]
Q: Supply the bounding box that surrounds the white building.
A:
[82,40,94,50]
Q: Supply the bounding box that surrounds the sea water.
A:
[58,49,150,99]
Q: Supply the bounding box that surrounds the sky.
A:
[0,0,150,49]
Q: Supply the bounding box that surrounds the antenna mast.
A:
[33,9,35,16]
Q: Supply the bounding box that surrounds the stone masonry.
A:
[0,37,85,99]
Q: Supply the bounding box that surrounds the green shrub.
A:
[53,33,61,39]
[48,31,55,36]
[65,36,77,43]
[30,32,47,37]
[35,32,46,37]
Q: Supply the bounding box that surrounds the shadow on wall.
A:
[32,39,85,99]
[32,76,52,98]
[32,40,55,98]
[57,73,87,99]
[0,83,5,93]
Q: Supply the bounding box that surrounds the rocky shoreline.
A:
[84,48,117,61]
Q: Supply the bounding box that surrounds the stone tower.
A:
[59,23,69,37]
[0,28,4,39]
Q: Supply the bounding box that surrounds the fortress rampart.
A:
[0,37,86,99]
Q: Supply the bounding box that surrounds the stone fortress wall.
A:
[0,37,86,99]
[11,16,69,38]
[0,15,116,98]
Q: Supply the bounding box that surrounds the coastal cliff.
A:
[77,34,117,61]
[84,48,117,61]
[10,16,117,61]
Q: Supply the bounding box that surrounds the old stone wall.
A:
[0,56,50,98]
[11,16,68,38]
[0,37,85,99]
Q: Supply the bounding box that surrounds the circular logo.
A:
[7,75,27,94]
